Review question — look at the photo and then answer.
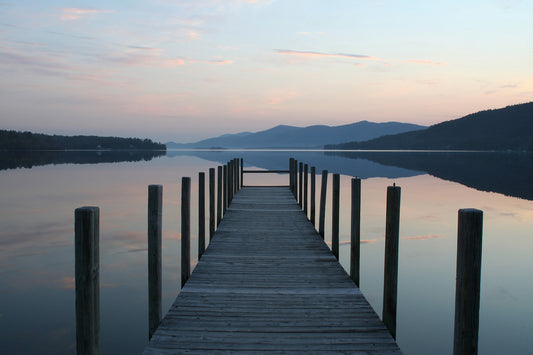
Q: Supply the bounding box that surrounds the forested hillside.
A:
[326,102,533,151]
[0,130,166,150]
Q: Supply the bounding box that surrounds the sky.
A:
[1,0,532,143]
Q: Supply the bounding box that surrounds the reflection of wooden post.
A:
[304,164,308,216]
[350,178,361,287]
[209,168,215,240]
[332,174,340,260]
[454,209,483,355]
[75,206,100,355]
[148,185,162,339]
[181,177,190,288]
[318,170,328,239]
[217,166,222,226]
[383,185,401,339]
[198,173,205,258]
[310,167,316,226]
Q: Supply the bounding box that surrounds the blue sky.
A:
[1,0,531,142]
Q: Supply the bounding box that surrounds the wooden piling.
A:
[350,178,361,286]
[75,206,100,355]
[228,161,233,203]
[454,209,483,355]
[383,184,401,339]
[293,159,298,198]
[332,174,340,260]
[148,185,162,339]
[318,170,328,239]
[304,164,309,216]
[289,158,294,194]
[235,158,239,191]
[223,165,228,215]
[198,173,205,258]
[310,166,316,226]
[209,168,215,240]
[217,167,222,226]
[240,158,244,188]
[298,162,303,208]
[181,177,191,288]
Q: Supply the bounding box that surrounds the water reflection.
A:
[326,151,533,201]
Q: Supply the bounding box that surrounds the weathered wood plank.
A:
[145,186,402,354]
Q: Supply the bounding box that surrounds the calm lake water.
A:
[1,150,532,354]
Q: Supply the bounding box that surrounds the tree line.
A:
[0,130,166,150]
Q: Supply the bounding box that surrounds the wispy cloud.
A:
[60,8,115,21]
[275,49,445,67]
[276,49,378,61]
[209,59,233,65]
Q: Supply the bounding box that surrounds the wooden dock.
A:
[144,186,402,354]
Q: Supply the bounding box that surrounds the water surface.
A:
[0,150,531,354]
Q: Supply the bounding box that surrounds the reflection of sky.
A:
[1,152,532,354]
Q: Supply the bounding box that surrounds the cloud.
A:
[209,59,233,65]
[402,234,444,241]
[275,49,378,61]
[275,49,445,67]
[60,8,115,21]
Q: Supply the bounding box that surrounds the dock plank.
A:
[145,186,402,354]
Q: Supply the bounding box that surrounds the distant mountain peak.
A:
[166,121,426,149]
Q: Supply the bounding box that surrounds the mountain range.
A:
[326,102,533,151]
[166,121,426,149]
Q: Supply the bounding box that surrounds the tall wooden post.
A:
[181,177,191,288]
[235,158,240,192]
[289,158,294,194]
[198,173,205,258]
[298,162,303,208]
[332,174,340,260]
[228,161,233,204]
[223,165,228,215]
[148,185,162,339]
[350,178,361,286]
[216,166,222,224]
[75,206,100,355]
[454,209,483,355]
[304,164,309,216]
[310,167,316,226]
[383,184,401,339]
[319,170,328,239]
[209,168,215,240]
[240,158,244,188]
[293,159,298,198]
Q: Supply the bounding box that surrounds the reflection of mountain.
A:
[165,150,422,179]
[0,150,166,171]
[327,151,533,201]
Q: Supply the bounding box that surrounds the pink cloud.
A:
[275,49,445,67]
[209,59,233,65]
[60,8,115,21]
